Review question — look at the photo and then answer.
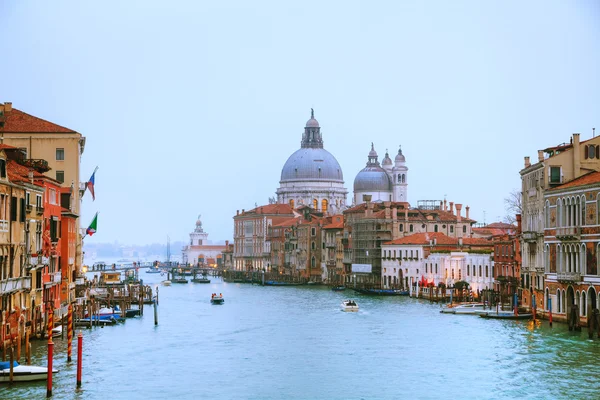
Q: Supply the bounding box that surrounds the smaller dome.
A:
[368,142,378,158]
[395,145,405,163]
[354,167,392,191]
[382,150,392,166]
[306,118,319,128]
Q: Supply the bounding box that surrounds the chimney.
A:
[4,102,12,112]
[573,133,581,178]
[449,202,454,215]
[443,199,447,211]
[242,209,245,213]
[524,156,530,168]
[392,207,397,221]
[465,206,470,220]
[538,150,544,163]
[225,240,229,246]
[28,171,34,184]
[384,202,391,219]
[455,204,462,223]
[237,210,239,215]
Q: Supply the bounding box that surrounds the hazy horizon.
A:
[2,0,599,245]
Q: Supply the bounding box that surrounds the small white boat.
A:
[0,361,58,383]
[341,300,359,312]
[440,303,487,315]
[52,325,62,338]
[161,280,171,286]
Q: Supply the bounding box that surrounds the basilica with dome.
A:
[276,110,348,214]
[353,143,408,205]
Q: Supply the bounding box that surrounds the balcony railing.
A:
[45,272,62,287]
[522,231,539,242]
[0,276,31,294]
[557,272,581,283]
[36,206,44,215]
[326,242,336,248]
[556,227,581,241]
[26,204,32,213]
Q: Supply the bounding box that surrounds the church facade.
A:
[276,110,348,215]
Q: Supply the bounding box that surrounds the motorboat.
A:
[341,300,359,312]
[211,294,224,304]
[440,303,487,315]
[161,280,171,286]
[191,277,211,283]
[0,361,58,383]
[480,310,533,320]
[146,266,161,274]
[331,286,346,292]
[354,288,409,296]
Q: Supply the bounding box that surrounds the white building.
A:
[276,110,348,214]
[353,144,408,205]
[181,215,226,266]
[381,232,494,292]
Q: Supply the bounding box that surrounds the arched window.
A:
[311,242,315,250]
[582,293,587,316]
[473,265,476,276]
[485,265,489,277]
[466,265,470,276]
[399,224,404,232]
[581,196,586,227]
[409,224,413,232]
[321,199,328,213]
[463,225,467,234]
[450,225,454,233]
[402,174,406,183]
[545,201,550,228]
[479,265,482,276]
[398,174,401,183]
[434,225,438,232]
[313,199,318,210]
[289,199,295,209]
[311,256,316,268]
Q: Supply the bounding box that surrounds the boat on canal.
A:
[211,293,224,304]
[354,288,409,296]
[331,285,346,291]
[0,361,58,383]
[341,300,359,312]
[479,310,533,320]
[161,280,172,286]
[440,302,488,315]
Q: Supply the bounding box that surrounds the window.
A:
[409,224,413,232]
[450,225,454,233]
[321,199,328,213]
[311,227,316,236]
[312,199,318,210]
[311,256,316,268]
[36,195,42,209]
[485,265,489,277]
[0,159,5,178]
[56,148,65,161]
[463,225,467,234]
[311,242,315,250]
[467,265,470,276]
[56,171,65,184]
[399,224,403,232]
[549,166,561,184]
[19,198,25,222]
[49,189,57,205]
[10,196,17,221]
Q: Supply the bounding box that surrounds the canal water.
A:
[4,272,600,399]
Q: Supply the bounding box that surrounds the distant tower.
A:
[382,149,393,174]
[392,145,408,202]
[190,215,208,245]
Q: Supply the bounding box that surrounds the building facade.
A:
[181,215,226,267]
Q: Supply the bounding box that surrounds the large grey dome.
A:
[354,167,392,191]
[280,148,344,182]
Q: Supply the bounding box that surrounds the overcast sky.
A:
[1,1,599,246]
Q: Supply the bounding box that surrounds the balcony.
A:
[556,227,581,241]
[0,276,31,294]
[45,272,62,287]
[557,272,581,283]
[26,204,32,213]
[326,241,336,248]
[36,206,44,215]
[522,231,539,242]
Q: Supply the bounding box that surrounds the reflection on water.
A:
[4,273,599,399]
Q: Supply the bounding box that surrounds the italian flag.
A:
[86,213,98,236]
